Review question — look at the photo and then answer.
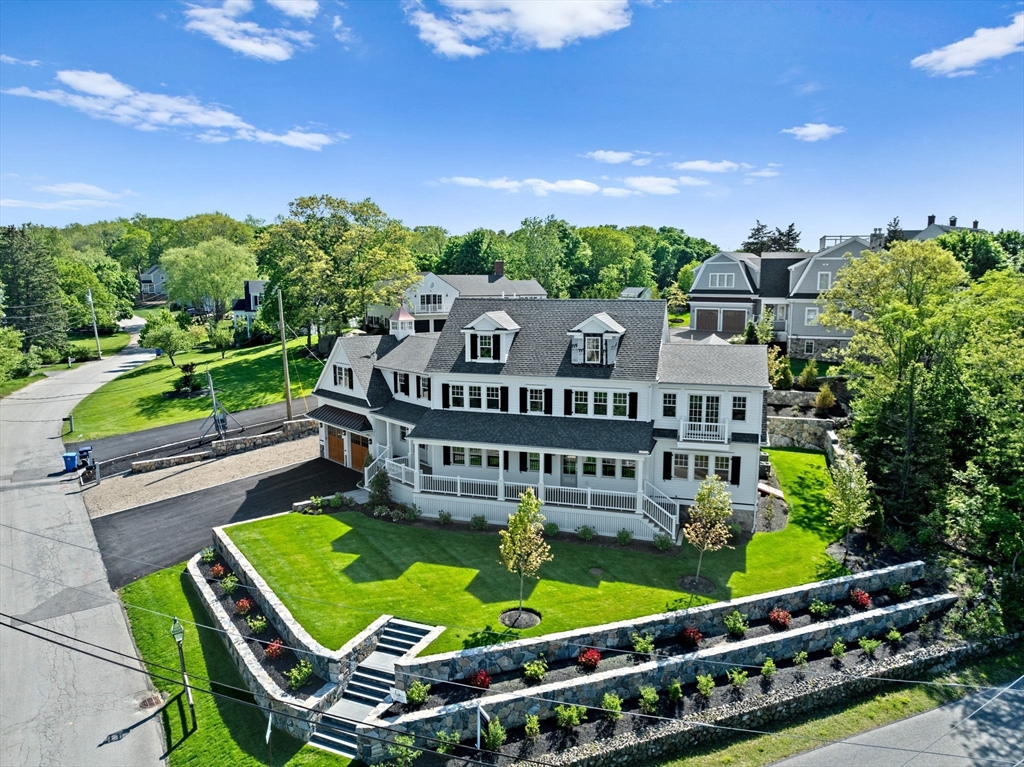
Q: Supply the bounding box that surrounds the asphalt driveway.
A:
[92,458,359,589]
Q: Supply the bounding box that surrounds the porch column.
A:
[343,430,352,469]
[537,451,545,503]
[383,421,390,458]
[498,450,505,502]
[635,455,645,513]
[412,439,421,493]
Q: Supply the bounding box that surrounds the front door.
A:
[350,433,370,470]
[561,455,578,487]
[695,309,718,331]
[326,426,345,464]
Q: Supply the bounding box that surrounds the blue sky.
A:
[1,0,1022,249]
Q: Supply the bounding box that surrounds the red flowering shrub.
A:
[768,608,792,629]
[467,670,491,689]
[264,638,286,660]
[210,564,226,579]
[850,589,871,609]
[234,597,253,616]
[680,627,703,648]
[577,648,602,670]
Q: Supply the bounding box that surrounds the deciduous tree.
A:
[683,476,733,582]
[935,229,1007,280]
[162,237,257,319]
[826,453,874,561]
[146,323,191,367]
[499,488,553,622]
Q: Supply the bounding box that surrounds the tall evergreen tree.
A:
[0,226,68,351]
[884,217,905,248]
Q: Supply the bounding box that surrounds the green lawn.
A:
[0,372,46,399]
[226,448,838,655]
[68,330,132,360]
[67,338,322,440]
[789,357,840,380]
[134,305,170,320]
[668,312,690,327]
[123,570,346,767]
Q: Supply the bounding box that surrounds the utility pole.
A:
[277,288,292,421]
[86,289,102,360]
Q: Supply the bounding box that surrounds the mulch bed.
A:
[196,556,323,699]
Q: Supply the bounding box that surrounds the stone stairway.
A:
[309,618,433,759]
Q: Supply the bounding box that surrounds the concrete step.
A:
[357,665,394,685]
[343,687,383,706]
[310,730,356,759]
[389,618,433,635]
[346,680,388,702]
[382,625,426,644]
[351,671,391,692]
[320,714,357,734]
[375,640,410,656]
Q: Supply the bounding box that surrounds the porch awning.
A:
[307,404,372,433]
[408,409,654,455]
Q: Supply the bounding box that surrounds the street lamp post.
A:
[170,617,196,728]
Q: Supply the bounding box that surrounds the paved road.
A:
[92,458,360,588]
[774,680,1024,767]
[0,340,165,766]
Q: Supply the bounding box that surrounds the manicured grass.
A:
[226,448,837,655]
[668,312,690,327]
[0,372,46,398]
[657,647,1023,767]
[134,305,170,320]
[123,569,346,767]
[68,338,322,440]
[68,330,132,360]
[788,358,840,380]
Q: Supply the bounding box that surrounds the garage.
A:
[722,310,747,333]
[695,309,719,331]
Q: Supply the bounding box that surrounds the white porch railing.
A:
[645,481,680,517]
[384,456,416,487]
[682,421,726,442]
[640,493,677,539]
[363,452,386,488]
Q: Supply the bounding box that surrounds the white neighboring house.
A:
[364,260,547,333]
[308,297,769,541]
[139,265,167,296]
[231,280,268,337]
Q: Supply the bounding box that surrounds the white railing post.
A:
[456,476,461,497]
[538,452,545,503]
[586,487,592,509]
[498,452,505,501]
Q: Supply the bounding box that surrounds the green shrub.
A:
[368,467,392,508]
[309,495,323,511]
[601,692,622,721]
[631,631,655,656]
[245,614,267,635]
[435,730,459,754]
[389,507,404,523]
[889,582,912,599]
[859,637,882,657]
[814,383,836,413]
[438,510,452,525]
[793,650,809,667]
[667,679,683,702]
[200,547,216,563]
[386,734,420,767]
[724,610,748,637]
[329,492,343,508]
[886,528,911,554]
[469,514,488,531]
[404,505,421,522]
[406,680,431,707]
[809,599,835,620]
[576,525,596,541]
[616,528,633,546]
[797,358,819,389]
[285,659,314,690]
[727,668,748,688]
[524,714,541,739]
[652,533,673,551]
[886,628,902,644]
[543,522,559,537]
[638,686,659,714]
[761,657,777,678]
[555,704,587,730]
[696,673,715,698]
[373,505,390,518]
[523,658,547,683]
[831,639,846,659]
[482,717,506,750]
[220,574,240,595]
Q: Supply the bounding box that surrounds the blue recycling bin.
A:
[62,452,78,472]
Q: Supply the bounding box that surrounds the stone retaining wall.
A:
[393,562,925,689]
[767,416,834,451]
[765,390,818,407]
[358,591,955,763]
[131,450,212,473]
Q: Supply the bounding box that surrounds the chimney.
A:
[973,220,979,230]
[949,216,957,227]
[927,214,936,226]
[869,228,886,250]
[493,260,504,277]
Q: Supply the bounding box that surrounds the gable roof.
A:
[330,334,398,406]
[758,256,806,297]
[426,298,665,381]
[658,343,769,388]
[691,252,760,294]
[375,333,439,374]
[436,274,547,297]
[464,311,520,331]
[570,312,626,335]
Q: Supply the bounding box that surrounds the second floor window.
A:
[593,392,608,416]
[715,456,731,481]
[478,334,493,359]
[529,388,544,413]
[397,372,409,394]
[709,273,735,288]
[451,384,465,408]
[663,392,677,418]
[694,454,709,480]
[673,453,689,479]
[574,390,589,415]
[613,392,628,417]
[732,396,747,421]
[418,377,431,400]
[333,365,353,389]
[399,426,408,442]
[487,386,501,410]
[817,272,831,291]
[469,385,482,409]
[419,294,443,310]
[585,336,601,364]
[806,307,820,325]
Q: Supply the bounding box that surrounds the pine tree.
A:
[884,217,904,248]
[0,226,68,352]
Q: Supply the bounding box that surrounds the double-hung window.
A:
[452,447,466,465]
[418,377,431,400]
[486,386,501,410]
[620,460,636,479]
[602,458,616,477]
[612,392,628,417]
[333,365,353,389]
[732,396,747,421]
[582,456,597,476]
[528,452,540,472]
[709,273,735,289]
[574,390,589,415]
[714,456,731,481]
[486,450,500,468]
[806,307,820,325]
[468,385,482,409]
[529,388,544,413]
[694,454,709,480]
[593,392,608,416]
[399,426,408,442]
[451,384,465,408]
[479,335,493,359]
[817,272,831,291]
[585,336,601,364]
[469,448,483,467]
[673,453,689,479]
[397,372,409,394]
[663,392,677,418]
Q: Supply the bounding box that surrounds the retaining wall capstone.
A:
[392,561,925,688]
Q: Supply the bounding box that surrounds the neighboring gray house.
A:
[231,279,268,337]
[364,261,547,334]
[139,265,167,296]
[619,286,653,299]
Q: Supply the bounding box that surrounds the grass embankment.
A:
[0,373,47,398]
[658,647,1023,767]
[123,571,346,767]
[68,338,322,440]
[226,448,837,655]
[68,330,132,360]
[789,357,840,380]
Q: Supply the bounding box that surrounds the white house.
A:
[231,279,268,337]
[139,265,167,296]
[308,297,769,541]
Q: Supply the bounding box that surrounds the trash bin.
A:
[62,452,78,472]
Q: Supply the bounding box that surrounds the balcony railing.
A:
[410,302,452,315]
[682,421,726,443]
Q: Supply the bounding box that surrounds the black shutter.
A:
[520,387,528,413]
[442,383,450,409]
[347,370,353,390]
[663,452,672,481]
[503,451,509,471]
[333,366,339,386]
[470,334,478,360]
[544,454,552,474]
[393,371,398,392]
[628,391,638,420]
[402,375,410,396]
[564,389,573,416]
[492,334,500,360]
[416,376,421,397]
[443,446,451,465]
[544,389,553,415]
[500,386,509,412]
[519,452,528,472]
[730,456,741,486]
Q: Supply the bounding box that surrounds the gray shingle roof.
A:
[658,343,769,387]
[409,410,654,454]
[314,387,372,410]
[375,334,439,374]
[759,257,804,298]
[333,334,397,406]
[437,274,547,297]
[426,298,666,381]
[372,399,429,425]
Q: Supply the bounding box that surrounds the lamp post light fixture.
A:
[170,617,196,727]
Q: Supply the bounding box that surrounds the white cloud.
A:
[443,176,601,196]
[266,0,319,21]
[781,123,846,142]
[676,176,710,186]
[911,12,1023,77]
[332,15,355,44]
[0,198,118,211]
[746,168,780,178]
[600,187,639,197]
[585,149,634,164]
[405,0,631,58]
[34,182,122,200]
[630,158,650,166]
[184,0,314,62]
[669,159,740,173]
[1,54,41,66]
[624,176,677,195]
[4,70,336,150]
[796,81,821,95]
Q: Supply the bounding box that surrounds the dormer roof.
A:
[569,312,626,335]
[463,310,520,332]
[390,307,414,321]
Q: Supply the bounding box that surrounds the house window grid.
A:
[582,456,597,476]
[528,453,540,472]
[709,273,735,289]
[694,454,709,480]
[594,391,608,416]
[562,455,577,474]
[478,335,492,359]
[804,340,815,355]
[451,384,464,408]
[663,392,677,418]
[574,390,589,415]
[419,377,431,400]
[528,388,544,413]
[612,392,628,417]
[419,294,443,311]
[602,458,617,477]
[398,373,409,394]
[805,307,819,325]
[732,396,747,421]
[399,427,408,442]
[714,456,730,481]
[469,448,483,467]
[621,460,636,479]
[452,447,466,465]
[486,450,500,468]
[585,336,601,364]
[486,386,500,410]
[468,385,482,409]
[673,453,688,479]
[817,272,831,291]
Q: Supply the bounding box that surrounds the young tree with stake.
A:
[683,475,734,583]
[499,488,553,625]
[826,453,874,562]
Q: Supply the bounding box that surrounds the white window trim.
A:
[709,273,736,289]
[817,272,831,291]
[805,307,820,325]
[584,336,602,364]
[528,388,545,413]
[570,388,631,419]
[804,339,815,355]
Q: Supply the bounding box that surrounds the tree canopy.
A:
[162,237,257,320]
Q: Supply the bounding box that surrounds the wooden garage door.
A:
[722,310,747,333]
[695,310,719,331]
[326,426,345,464]
[350,434,370,471]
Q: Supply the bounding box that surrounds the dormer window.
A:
[479,334,493,359]
[333,365,353,390]
[570,313,625,367]
[585,336,601,364]
[463,311,519,363]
